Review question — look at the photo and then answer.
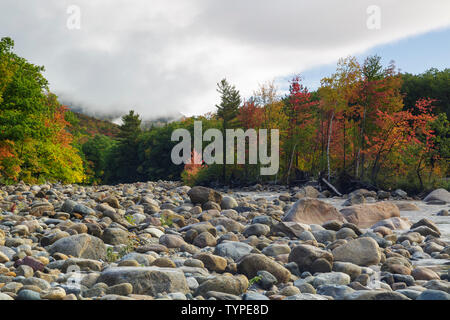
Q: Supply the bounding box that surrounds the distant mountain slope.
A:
[68,111,120,140]
[66,108,185,141]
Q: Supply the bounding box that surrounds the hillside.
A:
[67,111,120,140]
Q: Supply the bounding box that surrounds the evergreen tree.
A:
[104,110,143,183]
[215,79,241,182]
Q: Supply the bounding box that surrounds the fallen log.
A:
[321,178,342,197]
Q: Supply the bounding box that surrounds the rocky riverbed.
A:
[0,181,449,300]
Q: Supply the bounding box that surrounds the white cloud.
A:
[1,0,449,118]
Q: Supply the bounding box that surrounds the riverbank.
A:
[0,181,449,300]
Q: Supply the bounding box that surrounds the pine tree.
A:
[215,79,241,182]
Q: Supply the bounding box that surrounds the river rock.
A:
[188,186,222,205]
[423,280,450,293]
[159,234,186,248]
[294,186,320,199]
[423,189,450,204]
[48,234,106,260]
[214,241,254,261]
[284,293,329,300]
[30,202,54,217]
[194,253,227,272]
[410,218,441,236]
[317,284,354,300]
[342,194,365,207]
[237,254,291,283]
[194,275,248,297]
[221,196,238,209]
[97,267,189,295]
[416,290,450,300]
[381,257,412,275]
[288,244,333,273]
[271,221,311,238]
[410,226,440,238]
[370,217,412,230]
[262,244,291,257]
[395,202,420,211]
[411,267,440,281]
[0,293,14,300]
[102,227,130,245]
[345,290,410,300]
[17,289,41,300]
[283,198,345,225]
[332,237,381,266]
[332,261,362,280]
[312,272,351,287]
[243,224,270,237]
[340,202,400,228]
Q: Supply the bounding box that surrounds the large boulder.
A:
[340,202,400,228]
[48,234,106,260]
[237,254,291,283]
[188,186,222,205]
[423,189,450,204]
[331,237,381,266]
[97,267,189,295]
[288,244,333,273]
[283,198,345,225]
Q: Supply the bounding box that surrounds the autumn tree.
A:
[0,37,85,183]
[318,57,361,180]
[282,76,317,183]
[356,55,403,178]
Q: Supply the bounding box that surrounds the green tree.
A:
[104,110,143,183]
[82,134,117,184]
[215,79,241,182]
[0,37,85,183]
[402,68,450,117]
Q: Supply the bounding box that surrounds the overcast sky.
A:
[1,0,449,119]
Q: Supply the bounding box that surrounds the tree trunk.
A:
[343,117,346,170]
[359,105,367,179]
[286,143,297,185]
[222,121,226,183]
[416,156,424,190]
[327,112,335,181]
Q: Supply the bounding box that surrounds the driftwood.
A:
[321,178,343,197]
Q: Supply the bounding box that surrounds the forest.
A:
[0,37,449,194]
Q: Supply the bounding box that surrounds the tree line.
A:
[1,37,448,193]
